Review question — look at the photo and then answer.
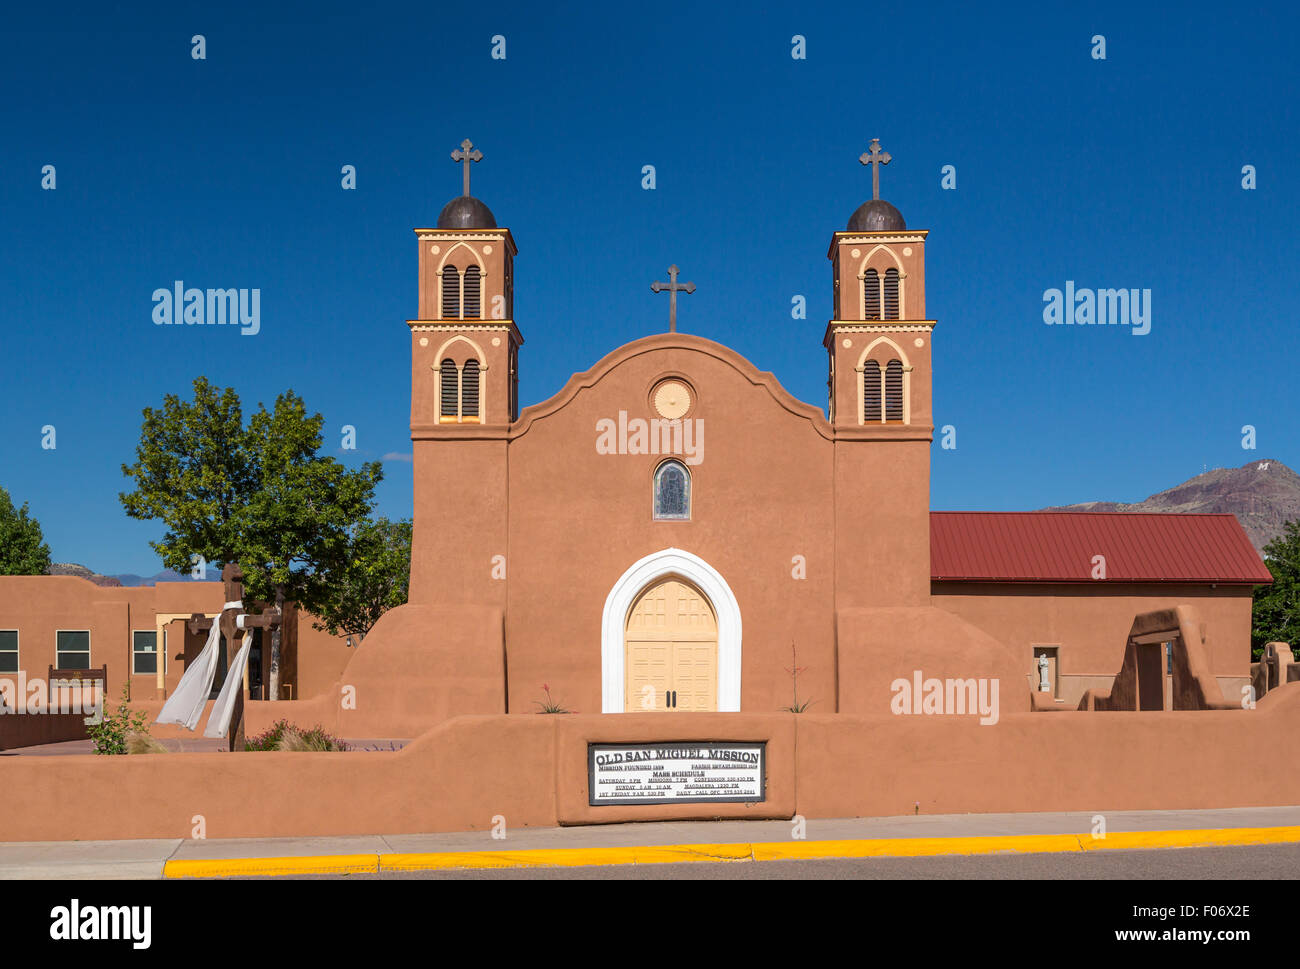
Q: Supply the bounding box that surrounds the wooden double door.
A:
[624,577,718,711]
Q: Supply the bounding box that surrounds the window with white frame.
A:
[133,630,158,675]
[0,630,17,673]
[55,630,90,669]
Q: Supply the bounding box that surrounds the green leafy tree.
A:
[117,377,252,576]
[0,486,51,575]
[310,517,412,642]
[238,391,383,693]
[1253,519,1300,658]
[120,378,383,698]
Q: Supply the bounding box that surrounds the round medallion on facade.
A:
[652,379,693,419]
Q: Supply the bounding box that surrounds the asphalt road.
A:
[288,842,1300,879]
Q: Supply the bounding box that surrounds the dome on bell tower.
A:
[847,198,906,232]
[436,195,497,229]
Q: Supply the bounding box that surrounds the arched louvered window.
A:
[863,360,882,422]
[885,359,904,421]
[883,268,900,319]
[653,460,690,520]
[461,359,480,419]
[441,266,461,319]
[863,269,881,320]
[462,265,481,319]
[439,359,459,420]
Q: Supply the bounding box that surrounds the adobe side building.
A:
[385,138,1272,725]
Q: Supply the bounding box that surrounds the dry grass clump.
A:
[126,732,169,754]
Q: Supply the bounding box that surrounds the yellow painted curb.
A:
[161,825,1300,877]
[1074,825,1300,852]
[163,853,379,879]
[750,833,1085,861]
[381,842,753,871]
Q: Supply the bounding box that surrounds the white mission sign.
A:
[588,742,766,806]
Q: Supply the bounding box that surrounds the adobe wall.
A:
[4,687,1300,842]
[836,605,1033,716]
[932,582,1254,707]
[293,613,355,701]
[140,602,506,740]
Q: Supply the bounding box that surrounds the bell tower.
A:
[408,140,518,608]
[410,139,521,430]
[825,139,933,429]
[826,140,935,608]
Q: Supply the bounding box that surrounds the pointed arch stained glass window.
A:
[654,460,690,520]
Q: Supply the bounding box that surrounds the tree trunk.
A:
[268,584,285,701]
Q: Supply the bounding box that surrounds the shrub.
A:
[87,685,151,755]
[245,718,349,751]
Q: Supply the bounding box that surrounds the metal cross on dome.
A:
[651,264,696,333]
[450,139,483,197]
[859,138,892,200]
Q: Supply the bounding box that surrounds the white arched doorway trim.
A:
[601,547,742,713]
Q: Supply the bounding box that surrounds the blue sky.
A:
[2,1,1297,575]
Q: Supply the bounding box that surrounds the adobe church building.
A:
[4,141,1297,842]
[2,140,1272,746]
[378,139,1271,728]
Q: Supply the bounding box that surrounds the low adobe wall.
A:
[137,602,507,741]
[3,686,1300,843]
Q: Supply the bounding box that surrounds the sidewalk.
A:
[4,806,1299,879]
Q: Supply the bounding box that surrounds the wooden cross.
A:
[651,264,696,333]
[450,138,483,197]
[186,563,280,752]
[859,138,892,200]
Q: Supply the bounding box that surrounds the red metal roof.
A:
[930,512,1273,584]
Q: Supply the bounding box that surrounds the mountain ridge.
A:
[1040,458,1300,554]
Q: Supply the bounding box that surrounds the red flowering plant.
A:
[533,683,575,714]
[782,642,814,713]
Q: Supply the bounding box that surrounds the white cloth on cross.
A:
[203,631,254,739]
[154,601,248,733]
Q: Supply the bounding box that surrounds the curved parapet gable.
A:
[510,333,832,441]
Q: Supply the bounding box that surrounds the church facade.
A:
[398,141,1268,723]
